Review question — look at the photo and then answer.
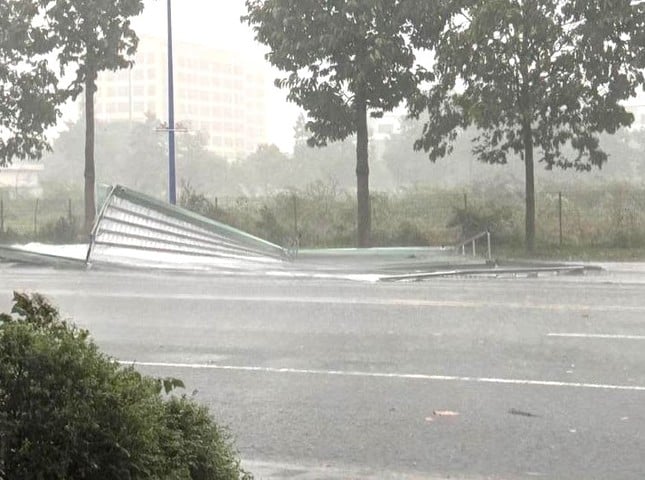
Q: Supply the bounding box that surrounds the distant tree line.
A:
[40,112,645,198]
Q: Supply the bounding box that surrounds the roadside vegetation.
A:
[2,179,645,262]
[0,292,252,480]
[179,181,645,260]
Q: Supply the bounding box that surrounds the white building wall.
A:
[95,35,268,159]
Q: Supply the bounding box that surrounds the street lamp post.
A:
[166,0,177,204]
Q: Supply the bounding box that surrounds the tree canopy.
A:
[0,1,64,166]
[244,0,437,247]
[412,0,645,250]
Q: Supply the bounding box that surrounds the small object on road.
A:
[425,416,434,423]
[508,408,540,418]
[433,410,460,417]
[569,428,577,434]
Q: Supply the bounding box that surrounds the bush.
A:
[0,227,27,245]
[447,205,519,245]
[37,216,80,244]
[0,292,251,480]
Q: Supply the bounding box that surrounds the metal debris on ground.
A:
[433,410,460,417]
[508,408,540,418]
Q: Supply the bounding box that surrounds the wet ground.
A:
[1,263,645,479]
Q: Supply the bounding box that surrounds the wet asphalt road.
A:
[1,264,645,479]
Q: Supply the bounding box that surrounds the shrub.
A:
[0,228,21,245]
[447,206,519,245]
[37,215,80,244]
[180,182,218,219]
[0,292,251,480]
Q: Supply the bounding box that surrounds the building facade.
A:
[94,36,268,159]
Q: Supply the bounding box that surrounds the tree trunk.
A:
[84,71,97,234]
[523,121,535,253]
[355,92,371,248]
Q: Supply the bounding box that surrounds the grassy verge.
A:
[494,244,645,262]
[3,181,644,262]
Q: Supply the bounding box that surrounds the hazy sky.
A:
[133,0,300,152]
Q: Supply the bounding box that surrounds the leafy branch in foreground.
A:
[0,292,251,480]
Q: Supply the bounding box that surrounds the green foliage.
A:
[448,207,517,245]
[255,205,290,246]
[244,0,432,146]
[180,182,219,219]
[243,0,437,246]
[161,397,252,480]
[41,0,145,95]
[37,215,79,244]
[0,1,65,166]
[415,0,645,168]
[412,0,645,250]
[0,292,251,480]
[0,228,27,245]
[179,181,645,253]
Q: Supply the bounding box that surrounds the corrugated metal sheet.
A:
[87,185,286,270]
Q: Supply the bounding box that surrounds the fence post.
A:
[68,198,73,224]
[558,192,563,247]
[34,198,39,237]
[464,192,468,212]
[0,195,3,233]
[292,194,299,236]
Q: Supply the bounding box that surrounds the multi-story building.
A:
[94,35,268,159]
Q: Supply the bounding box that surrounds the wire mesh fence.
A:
[2,185,645,248]
[211,186,645,249]
[0,193,82,244]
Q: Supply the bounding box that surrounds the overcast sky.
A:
[134,0,300,152]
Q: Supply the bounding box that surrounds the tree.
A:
[412,0,645,251]
[0,1,64,166]
[243,0,435,247]
[42,0,145,232]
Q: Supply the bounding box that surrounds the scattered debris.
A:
[508,408,540,418]
[433,410,460,417]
